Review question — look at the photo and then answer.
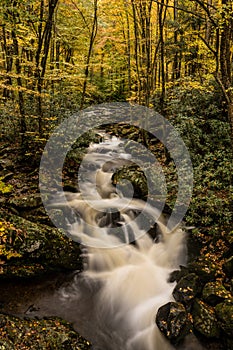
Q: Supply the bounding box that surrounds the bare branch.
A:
[197,33,217,56]
[152,0,206,20]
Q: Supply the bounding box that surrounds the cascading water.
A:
[47,133,187,350]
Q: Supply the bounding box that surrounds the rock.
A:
[0,213,82,277]
[202,281,232,305]
[215,302,233,337]
[188,257,218,282]
[0,313,91,349]
[168,266,189,283]
[156,302,192,344]
[112,165,148,199]
[172,273,201,305]
[192,299,220,338]
[223,256,233,277]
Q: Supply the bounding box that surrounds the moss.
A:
[0,213,82,277]
[0,314,91,350]
[192,299,220,338]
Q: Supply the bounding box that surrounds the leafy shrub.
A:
[163,78,233,233]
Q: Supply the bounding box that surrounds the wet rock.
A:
[156,302,192,344]
[168,266,189,283]
[215,302,233,337]
[188,257,218,282]
[202,281,232,305]
[223,256,233,277]
[173,273,201,305]
[192,299,220,338]
[112,165,148,199]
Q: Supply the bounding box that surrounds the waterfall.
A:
[51,134,187,350]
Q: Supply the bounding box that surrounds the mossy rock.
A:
[0,213,82,277]
[223,256,233,277]
[156,301,192,344]
[0,314,91,350]
[188,257,218,282]
[172,273,201,305]
[215,302,233,337]
[192,299,220,338]
[112,165,148,199]
[202,281,233,306]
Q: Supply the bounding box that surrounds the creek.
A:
[35,133,187,350]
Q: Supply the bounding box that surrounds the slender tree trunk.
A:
[80,0,98,110]
[11,29,26,146]
[123,0,132,93]
[2,26,13,98]
[172,0,179,80]
[35,0,59,135]
[158,0,166,110]
[219,0,233,149]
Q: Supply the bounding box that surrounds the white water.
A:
[53,135,187,350]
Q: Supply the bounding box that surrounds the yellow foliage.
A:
[0,220,22,265]
[0,178,13,194]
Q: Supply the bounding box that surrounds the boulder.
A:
[188,257,218,282]
[0,213,82,277]
[173,273,201,305]
[192,299,219,338]
[156,302,192,344]
[202,281,232,305]
[0,313,91,350]
[215,302,233,337]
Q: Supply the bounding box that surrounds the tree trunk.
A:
[11,29,27,147]
[158,0,166,110]
[80,0,98,110]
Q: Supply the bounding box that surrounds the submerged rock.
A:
[156,301,192,344]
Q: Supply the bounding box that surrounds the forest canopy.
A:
[0,0,233,146]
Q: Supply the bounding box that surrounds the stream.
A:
[40,133,187,350]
